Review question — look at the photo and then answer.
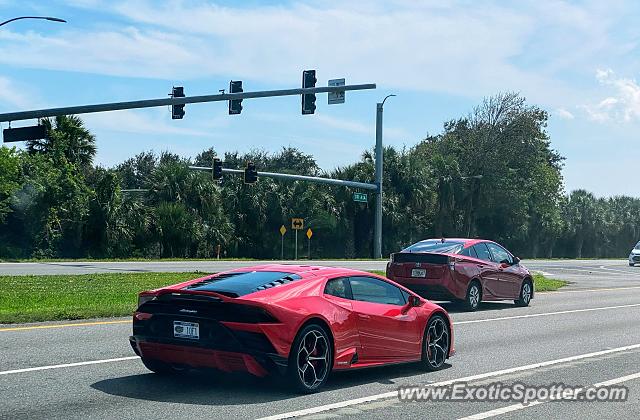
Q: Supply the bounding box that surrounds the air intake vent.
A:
[255,275,300,291]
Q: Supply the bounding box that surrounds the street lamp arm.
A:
[381,94,396,107]
[0,16,67,27]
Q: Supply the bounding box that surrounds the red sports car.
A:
[129,264,454,392]
[386,238,533,311]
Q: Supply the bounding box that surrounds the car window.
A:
[472,243,493,262]
[635,242,640,250]
[403,240,464,254]
[460,246,478,258]
[349,276,406,306]
[324,277,351,299]
[486,243,513,264]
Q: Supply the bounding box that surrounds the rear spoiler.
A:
[391,252,450,265]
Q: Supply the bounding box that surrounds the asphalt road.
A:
[2,267,640,419]
[1,259,639,291]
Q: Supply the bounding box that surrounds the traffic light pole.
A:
[373,95,394,260]
[189,166,378,191]
[0,84,376,123]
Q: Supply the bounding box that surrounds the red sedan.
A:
[386,238,533,311]
[129,264,454,393]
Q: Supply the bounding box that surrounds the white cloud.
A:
[554,108,575,120]
[0,77,41,110]
[583,69,640,122]
[0,0,605,106]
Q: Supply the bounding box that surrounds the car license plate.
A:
[411,268,427,278]
[173,321,199,340]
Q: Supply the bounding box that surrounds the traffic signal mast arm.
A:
[0,84,376,123]
[189,165,377,191]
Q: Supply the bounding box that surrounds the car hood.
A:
[631,249,640,254]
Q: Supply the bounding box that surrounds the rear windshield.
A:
[186,271,300,296]
[402,240,464,254]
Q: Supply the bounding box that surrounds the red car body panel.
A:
[386,239,532,302]
[129,264,454,377]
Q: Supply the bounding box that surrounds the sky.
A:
[1,0,639,197]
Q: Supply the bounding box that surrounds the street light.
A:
[374,94,396,259]
[0,16,67,27]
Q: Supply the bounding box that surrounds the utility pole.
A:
[373,95,395,259]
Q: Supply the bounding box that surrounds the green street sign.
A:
[353,192,368,203]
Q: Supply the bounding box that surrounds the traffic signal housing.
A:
[302,70,317,115]
[229,80,243,115]
[244,161,257,184]
[171,86,185,119]
[212,158,223,180]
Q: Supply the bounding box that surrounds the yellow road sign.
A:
[306,228,313,239]
[292,218,304,230]
[279,225,287,236]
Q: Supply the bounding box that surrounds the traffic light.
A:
[171,86,185,119]
[302,70,317,115]
[212,158,223,180]
[244,161,258,184]
[229,80,243,115]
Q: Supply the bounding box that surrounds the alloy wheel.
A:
[296,329,330,390]
[425,317,449,369]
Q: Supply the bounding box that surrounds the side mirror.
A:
[401,295,421,313]
[513,257,521,265]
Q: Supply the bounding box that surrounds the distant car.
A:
[130,264,454,393]
[630,241,640,266]
[386,238,533,311]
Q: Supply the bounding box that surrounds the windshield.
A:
[635,242,640,250]
[403,240,464,254]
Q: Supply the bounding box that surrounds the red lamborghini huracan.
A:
[129,264,454,392]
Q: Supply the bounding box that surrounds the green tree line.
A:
[0,93,637,260]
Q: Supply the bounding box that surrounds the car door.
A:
[485,242,521,297]
[471,243,503,299]
[348,276,421,361]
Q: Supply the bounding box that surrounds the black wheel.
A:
[286,324,333,393]
[421,315,450,371]
[141,357,182,374]
[464,281,481,311]
[630,262,635,267]
[515,279,533,307]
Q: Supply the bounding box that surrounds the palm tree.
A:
[27,115,97,168]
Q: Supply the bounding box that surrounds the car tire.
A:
[421,315,450,371]
[630,262,635,267]
[287,323,333,393]
[464,281,482,311]
[141,357,182,374]
[514,280,533,307]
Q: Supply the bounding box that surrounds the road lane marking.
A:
[0,320,130,332]
[458,371,640,420]
[257,343,640,420]
[0,356,139,376]
[454,303,640,325]
[546,285,640,294]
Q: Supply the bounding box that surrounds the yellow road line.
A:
[0,320,130,332]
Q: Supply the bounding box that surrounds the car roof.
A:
[412,238,491,247]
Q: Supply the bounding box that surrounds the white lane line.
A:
[458,371,640,420]
[548,285,640,294]
[257,343,640,420]
[0,356,139,376]
[454,303,640,325]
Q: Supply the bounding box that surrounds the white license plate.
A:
[411,268,427,278]
[173,321,199,340]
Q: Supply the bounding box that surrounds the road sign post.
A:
[279,225,287,259]
[306,228,313,260]
[291,218,303,260]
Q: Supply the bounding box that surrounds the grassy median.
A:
[0,271,566,324]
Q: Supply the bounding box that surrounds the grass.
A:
[0,272,209,324]
[532,273,567,292]
[0,271,567,324]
